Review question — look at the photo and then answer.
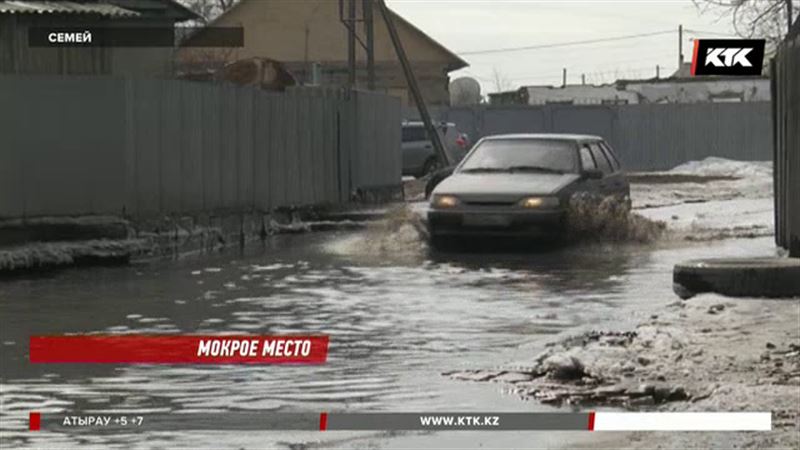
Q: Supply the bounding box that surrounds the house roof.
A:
[385,5,468,71]
[0,0,199,21]
[0,1,138,17]
[108,0,199,21]
[182,0,468,71]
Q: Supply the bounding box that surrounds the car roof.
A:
[482,133,603,143]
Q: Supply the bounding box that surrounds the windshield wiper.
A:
[505,165,565,174]
[460,167,507,173]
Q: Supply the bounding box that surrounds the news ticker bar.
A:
[28,27,243,47]
[28,412,771,432]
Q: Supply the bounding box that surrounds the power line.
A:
[684,28,740,37]
[469,42,680,63]
[456,30,675,56]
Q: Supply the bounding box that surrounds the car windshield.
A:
[459,139,577,173]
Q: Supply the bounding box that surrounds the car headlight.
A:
[431,194,460,208]
[519,196,560,209]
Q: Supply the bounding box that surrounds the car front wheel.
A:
[421,158,441,177]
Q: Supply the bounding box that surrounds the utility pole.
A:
[581,73,585,85]
[363,0,375,90]
[656,64,660,79]
[562,68,567,87]
[678,24,683,69]
[303,26,310,83]
[376,0,449,166]
[347,0,356,87]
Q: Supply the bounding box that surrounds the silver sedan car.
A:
[427,134,629,245]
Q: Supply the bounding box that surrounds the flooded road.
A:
[0,226,778,448]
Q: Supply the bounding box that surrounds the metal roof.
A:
[107,0,199,21]
[0,1,139,17]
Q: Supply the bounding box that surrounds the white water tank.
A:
[450,77,481,106]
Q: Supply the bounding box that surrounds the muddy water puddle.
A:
[0,220,777,448]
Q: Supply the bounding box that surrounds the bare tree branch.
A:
[490,68,513,93]
[694,0,799,47]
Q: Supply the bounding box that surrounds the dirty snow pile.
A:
[0,240,145,272]
[446,327,692,408]
[668,157,772,179]
[445,294,800,450]
[632,157,774,241]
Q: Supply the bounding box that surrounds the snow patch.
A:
[0,239,145,272]
[668,157,772,178]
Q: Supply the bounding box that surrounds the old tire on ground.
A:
[673,257,800,299]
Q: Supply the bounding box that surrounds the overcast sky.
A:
[387,0,739,93]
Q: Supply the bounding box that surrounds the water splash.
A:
[566,193,666,243]
[325,205,428,262]
[364,205,428,251]
[328,195,665,260]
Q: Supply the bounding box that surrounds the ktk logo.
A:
[691,39,765,76]
[706,48,753,67]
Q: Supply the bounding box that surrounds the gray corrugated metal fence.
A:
[340,89,402,196]
[0,77,401,218]
[772,22,800,257]
[410,101,772,171]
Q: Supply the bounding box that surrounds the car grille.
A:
[463,200,516,206]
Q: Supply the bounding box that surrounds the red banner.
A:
[29,412,40,431]
[29,335,329,364]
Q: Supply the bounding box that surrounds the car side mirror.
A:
[582,168,603,180]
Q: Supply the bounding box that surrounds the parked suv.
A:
[402,121,470,178]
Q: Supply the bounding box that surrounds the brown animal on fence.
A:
[214,57,297,91]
